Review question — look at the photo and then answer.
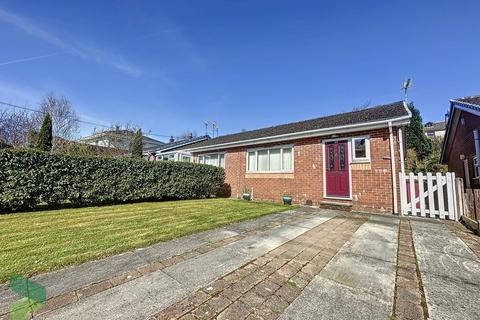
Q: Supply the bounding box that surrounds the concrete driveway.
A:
[1,207,479,320]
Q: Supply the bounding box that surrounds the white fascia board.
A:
[450,101,480,117]
[184,116,411,152]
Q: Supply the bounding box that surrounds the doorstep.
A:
[320,200,353,212]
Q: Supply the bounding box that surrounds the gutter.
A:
[184,115,411,152]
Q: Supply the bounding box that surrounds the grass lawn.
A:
[0,199,291,283]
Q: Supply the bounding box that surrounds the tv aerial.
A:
[401,78,413,101]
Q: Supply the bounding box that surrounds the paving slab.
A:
[163,222,317,288]
[37,210,335,319]
[280,214,399,320]
[279,276,390,320]
[411,219,480,320]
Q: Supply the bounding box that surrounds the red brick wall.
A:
[194,127,403,214]
[445,111,480,188]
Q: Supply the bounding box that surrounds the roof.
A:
[424,121,446,132]
[151,135,210,153]
[184,101,410,151]
[451,95,480,108]
[79,130,164,145]
[441,94,480,162]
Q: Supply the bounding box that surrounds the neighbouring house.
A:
[147,135,210,161]
[424,121,446,139]
[441,95,480,189]
[79,129,164,153]
[182,101,411,214]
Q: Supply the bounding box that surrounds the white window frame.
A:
[246,145,294,173]
[474,156,480,178]
[351,136,371,163]
[197,152,226,168]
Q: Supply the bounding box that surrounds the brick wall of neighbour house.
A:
[445,111,480,188]
[194,127,403,214]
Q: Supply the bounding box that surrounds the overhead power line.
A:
[0,100,172,139]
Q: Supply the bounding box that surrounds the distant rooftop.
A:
[153,135,210,153]
[424,121,446,132]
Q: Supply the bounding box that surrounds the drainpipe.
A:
[398,127,405,174]
[389,122,398,215]
[474,129,480,173]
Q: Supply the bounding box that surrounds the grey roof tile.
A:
[186,101,409,149]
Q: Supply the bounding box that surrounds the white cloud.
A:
[0,7,142,77]
[0,52,63,66]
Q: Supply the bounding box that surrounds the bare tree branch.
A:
[35,94,80,148]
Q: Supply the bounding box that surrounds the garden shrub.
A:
[0,149,225,212]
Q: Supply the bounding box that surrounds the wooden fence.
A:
[457,179,480,231]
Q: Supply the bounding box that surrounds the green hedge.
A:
[0,149,225,212]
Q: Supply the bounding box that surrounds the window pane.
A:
[282,148,292,171]
[219,154,225,168]
[248,152,256,171]
[269,149,281,171]
[198,156,204,164]
[328,145,334,171]
[339,144,345,170]
[181,155,191,162]
[257,150,269,171]
[354,138,366,158]
[205,155,217,166]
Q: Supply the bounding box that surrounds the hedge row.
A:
[0,149,225,212]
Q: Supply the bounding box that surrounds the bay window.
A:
[247,146,293,172]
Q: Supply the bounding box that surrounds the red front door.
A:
[326,141,350,197]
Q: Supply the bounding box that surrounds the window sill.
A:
[351,159,370,164]
[245,172,294,179]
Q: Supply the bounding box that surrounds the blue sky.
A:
[0,1,479,140]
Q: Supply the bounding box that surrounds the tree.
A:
[130,129,143,158]
[405,102,432,160]
[0,109,37,147]
[406,136,447,173]
[36,112,53,151]
[26,129,37,148]
[35,94,79,148]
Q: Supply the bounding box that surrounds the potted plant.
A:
[242,187,252,201]
[282,193,292,205]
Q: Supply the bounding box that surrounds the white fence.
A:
[399,172,458,220]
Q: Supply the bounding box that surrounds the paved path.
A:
[153,216,365,320]
[280,214,398,320]
[411,219,480,320]
[2,208,480,320]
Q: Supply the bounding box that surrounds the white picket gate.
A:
[399,172,458,220]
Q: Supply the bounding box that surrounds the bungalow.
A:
[79,128,164,153]
[441,95,480,189]
[183,101,411,214]
[148,135,210,162]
